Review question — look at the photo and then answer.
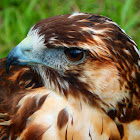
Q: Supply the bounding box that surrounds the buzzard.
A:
[0,12,140,140]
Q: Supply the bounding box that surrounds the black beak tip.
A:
[5,64,10,73]
[5,58,10,73]
[5,55,18,73]
[5,45,21,73]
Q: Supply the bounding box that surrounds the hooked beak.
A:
[5,45,29,73]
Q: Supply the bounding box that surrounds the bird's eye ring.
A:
[64,48,84,62]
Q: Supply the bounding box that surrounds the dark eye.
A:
[64,48,84,62]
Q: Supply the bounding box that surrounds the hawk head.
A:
[6,12,140,122]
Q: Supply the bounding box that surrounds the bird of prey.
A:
[0,12,140,140]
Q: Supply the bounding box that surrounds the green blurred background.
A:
[0,0,140,58]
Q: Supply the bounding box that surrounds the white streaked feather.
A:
[0,120,11,126]
[68,12,87,18]
[27,26,46,50]
[133,45,140,56]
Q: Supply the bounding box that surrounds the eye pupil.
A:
[70,50,80,58]
[64,48,84,62]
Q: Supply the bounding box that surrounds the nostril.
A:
[24,49,31,52]
[23,49,32,56]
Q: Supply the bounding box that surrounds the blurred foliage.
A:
[0,0,140,58]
